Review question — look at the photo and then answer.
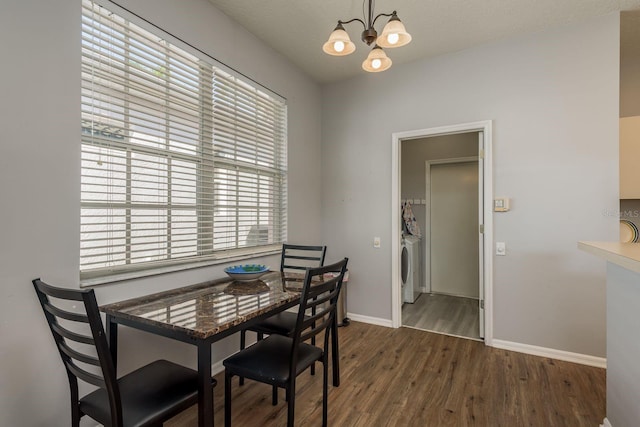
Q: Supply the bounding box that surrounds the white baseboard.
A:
[491,339,606,369]
[600,417,612,427]
[331,314,606,369]
[212,359,225,376]
[346,312,393,328]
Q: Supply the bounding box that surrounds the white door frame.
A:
[424,156,478,295]
[391,120,494,346]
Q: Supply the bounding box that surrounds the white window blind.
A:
[80,0,287,282]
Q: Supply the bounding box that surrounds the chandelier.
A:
[322,0,412,72]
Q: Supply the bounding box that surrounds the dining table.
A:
[100,270,341,427]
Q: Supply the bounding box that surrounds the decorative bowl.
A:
[224,264,270,281]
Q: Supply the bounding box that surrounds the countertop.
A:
[578,241,640,274]
[100,271,304,339]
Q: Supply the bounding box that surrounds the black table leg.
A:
[197,341,213,427]
[106,314,118,372]
[331,317,340,387]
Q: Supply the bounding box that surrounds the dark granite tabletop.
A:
[100,271,307,339]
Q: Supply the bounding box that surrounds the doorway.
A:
[391,121,493,345]
[403,156,480,339]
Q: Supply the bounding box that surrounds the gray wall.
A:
[321,14,619,356]
[0,0,322,426]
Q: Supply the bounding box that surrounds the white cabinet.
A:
[620,116,640,199]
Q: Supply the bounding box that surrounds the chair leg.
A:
[225,370,232,427]
[310,335,316,376]
[272,385,278,405]
[331,318,340,386]
[69,376,81,427]
[310,317,316,376]
[71,404,81,427]
[287,382,296,427]
[322,358,329,427]
[257,332,264,341]
[239,331,246,386]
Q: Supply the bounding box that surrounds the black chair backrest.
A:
[290,258,348,365]
[32,279,123,425]
[280,244,327,272]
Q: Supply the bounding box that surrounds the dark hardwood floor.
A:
[167,321,605,426]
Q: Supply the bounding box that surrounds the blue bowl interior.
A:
[224,264,269,274]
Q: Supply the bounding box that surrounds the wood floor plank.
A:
[166,322,605,426]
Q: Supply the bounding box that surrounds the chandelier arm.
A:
[339,18,367,31]
[371,11,396,28]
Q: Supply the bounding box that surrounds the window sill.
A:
[79,247,282,288]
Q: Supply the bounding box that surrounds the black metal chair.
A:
[238,244,327,387]
[279,244,327,273]
[223,258,348,427]
[32,278,215,427]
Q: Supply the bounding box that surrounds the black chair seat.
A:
[224,335,321,385]
[250,311,304,336]
[80,360,209,427]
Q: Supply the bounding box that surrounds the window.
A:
[80,0,287,283]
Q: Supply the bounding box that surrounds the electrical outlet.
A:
[496,242,506,256]
[373,237,381,248]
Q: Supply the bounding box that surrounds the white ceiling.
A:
[208,0,640,84]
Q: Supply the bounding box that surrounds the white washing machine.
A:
[401,234,421,303]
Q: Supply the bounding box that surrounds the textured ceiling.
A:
[208,0,640,83]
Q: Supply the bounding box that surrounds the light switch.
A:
[373,237,381,248]
[496,242,506,256]
[494,197,510,212]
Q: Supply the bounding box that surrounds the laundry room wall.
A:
[401,133,478,291]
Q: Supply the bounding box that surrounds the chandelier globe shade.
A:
[362,46,392,72]
[376,14,412,48]
[322,23,356,56]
